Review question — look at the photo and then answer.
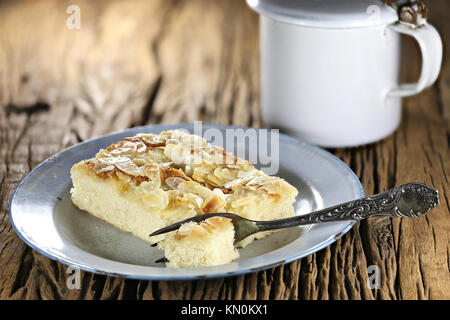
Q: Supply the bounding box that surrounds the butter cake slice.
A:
[158,217,239,268]
[70,130,298,267]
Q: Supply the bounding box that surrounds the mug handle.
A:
[387,23,443,98]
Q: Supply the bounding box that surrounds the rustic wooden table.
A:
[0,0,448,300]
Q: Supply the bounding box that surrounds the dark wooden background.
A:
[0,0,448,299]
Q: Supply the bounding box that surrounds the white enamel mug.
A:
[248,0,443,147]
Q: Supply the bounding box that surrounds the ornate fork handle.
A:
[258,183,439,232]
[148,183,439,243]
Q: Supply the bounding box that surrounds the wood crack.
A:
[9,246,33,298]
[138,76,162,127]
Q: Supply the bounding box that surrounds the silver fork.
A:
[149,183,439,243]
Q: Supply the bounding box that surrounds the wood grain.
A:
[0,0,448,300]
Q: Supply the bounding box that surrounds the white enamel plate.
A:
[10,124,364,280]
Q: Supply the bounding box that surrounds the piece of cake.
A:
[70,130,298,267]
[158,217,239,268]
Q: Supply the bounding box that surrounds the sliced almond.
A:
[165,176,186,190]
[115,161,142,176]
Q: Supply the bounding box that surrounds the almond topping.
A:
[165,177,186,190]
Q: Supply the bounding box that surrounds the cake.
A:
[158,216,239,268]
[70,130,298,267]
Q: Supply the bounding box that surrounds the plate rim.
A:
[9,123,364,280]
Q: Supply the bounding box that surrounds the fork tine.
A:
[149,213,236,237]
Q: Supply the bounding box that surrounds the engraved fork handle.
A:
[257,183,439,232]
